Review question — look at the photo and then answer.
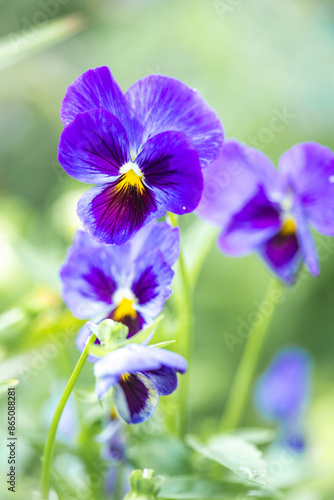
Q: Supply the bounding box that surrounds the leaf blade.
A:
[186,434,269,486]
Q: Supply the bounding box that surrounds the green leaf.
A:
[231,428,276,445]
[0,14,85,70]
[128,436,191,477]
[186,434,269,486]
[159,476,279,499]
[74,387,98,404]
[149,340,176,349]
[160,477,225,499]
[183,219,219,288]
[0,379,19,395]
[0,308,25,335]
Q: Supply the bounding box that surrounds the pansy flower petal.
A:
[77,176,159,245]
[137,131,203,215]
[258,230,301,284]
[96,375,119,399]
[145,366,178,396]
[103,421,126,462]
[71,229,100,249]
[279,142,334,236]
[282,428,306,454]
[94,344,187,381]
[294,203,319,276]
[131,250,174,320]
[114,373,159,424]
[130,221,180,268]
[96,418,125,462]
[126,75,224,168]
[218,186,281,256]
[197,139,279,227]
[94,345,187,422]
[60,233,118,318]
[58,109,130,184]
[255,347,312,420]
[60,66,142,149]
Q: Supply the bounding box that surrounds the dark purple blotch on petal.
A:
[262,231,299,269]
[119,374,150,420]
[219,186,281,256]
[77,179,158,245]
[132,265,158,306]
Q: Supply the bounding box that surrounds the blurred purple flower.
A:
[60,221,179,359]
[197,139,334,283]
[254,347,312,452]
[94,344,187,424]
[96,412,129,495]
[58,66,224,245]
[97,413,126,462]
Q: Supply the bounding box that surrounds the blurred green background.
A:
[1,0,334,497]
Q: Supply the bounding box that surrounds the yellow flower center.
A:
[113,298,137,322]
[117,169,144,193]
[118,162,144,193]
[121,373,131,382]
[281,217,297,236]
[110,408,118,420]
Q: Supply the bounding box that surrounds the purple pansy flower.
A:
[254,347,312,452]
[58,66,224,245]
[59,221,179,358]
[197,139,334,283]
[94,344,187,424]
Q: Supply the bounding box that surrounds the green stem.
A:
[40,333,97,499]
[178,248,193,437]
[220,278,284,432]
[168,212,193,437]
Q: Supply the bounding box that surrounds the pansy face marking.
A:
[60,221,180,359]
[58,66,224,245]
[197,139,334,283]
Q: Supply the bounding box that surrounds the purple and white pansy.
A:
[58,66,224,245]
[197,139,334,283]
[59,221,180,357]
[94,343,187,424]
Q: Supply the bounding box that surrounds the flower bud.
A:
[124,469,164,500]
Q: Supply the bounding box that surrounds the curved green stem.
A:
[41,333,96,499]
[220,278,284,432]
